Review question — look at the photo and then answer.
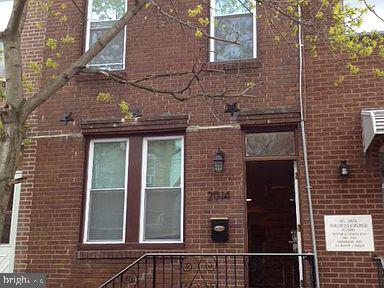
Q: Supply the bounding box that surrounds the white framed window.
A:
[0,0,13,78]
[85,0,127,70]
[344,0,384,33]
[83,139,129,243]
[140,136,184,243]
[210,0,256,62]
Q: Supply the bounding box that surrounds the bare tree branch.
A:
[362,0,384,23]
[70,0,85,17]
[150,0,240,45]
[83,66,261,102]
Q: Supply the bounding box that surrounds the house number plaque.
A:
[207,191,230,202]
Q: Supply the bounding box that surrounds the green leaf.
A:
[119,100,132,119]
[46,38,57,50]
[96,92,112,103]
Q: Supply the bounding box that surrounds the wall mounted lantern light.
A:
[213,148,225,173]
[339,160,350,178]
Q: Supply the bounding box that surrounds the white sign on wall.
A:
[324,215,375,252]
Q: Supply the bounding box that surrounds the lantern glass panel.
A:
[214,161,224,172]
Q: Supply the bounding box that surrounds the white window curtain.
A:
[85,140,128,243]
[141,137,183,242]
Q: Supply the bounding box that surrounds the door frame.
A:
[293,162,304,286]
[0,171,22,272]
[245,160,304,286]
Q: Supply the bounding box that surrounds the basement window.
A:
[210,0,256,62]
[85,0,127,70]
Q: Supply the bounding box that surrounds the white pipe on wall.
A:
[297,3,321,287]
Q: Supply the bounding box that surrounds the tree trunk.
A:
[0,0,148,241]
[0,112,23,241]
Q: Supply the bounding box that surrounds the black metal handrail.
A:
[374,257,384,288]
[99,252,316,288]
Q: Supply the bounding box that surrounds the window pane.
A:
[245,132,295,157]
[87,190,125,241]
[345,0,384,32]
[92,141,126,189]
[0,0,13,32]
[215,0,254,16]
[90,0,125,21]
[144,188,181,240]
[146,139,182,187]
[214,14,253,61]
[89,27,125,70]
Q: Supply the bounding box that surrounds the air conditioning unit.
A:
[361,109,384,153]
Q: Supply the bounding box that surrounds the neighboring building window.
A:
[344,0,384,33]
[140,137,184,243]
[210,0,256,62]
[84,139,128,243]
[0,0,13,78]
[86,0,126,70]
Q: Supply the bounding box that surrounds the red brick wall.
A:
[15,0,49,272]
[302,46,384,287]
[15,0,384,287]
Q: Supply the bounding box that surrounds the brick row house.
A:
[1,0,384,287]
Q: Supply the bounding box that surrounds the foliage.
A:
[96,92,112,103]
[118,100,132,119]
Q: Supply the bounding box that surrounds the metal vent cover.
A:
[361,109,384,153]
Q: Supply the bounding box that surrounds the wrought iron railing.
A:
[98,253,316,288]
[374,257,384,288]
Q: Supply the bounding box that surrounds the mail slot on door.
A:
[211,217,229,242]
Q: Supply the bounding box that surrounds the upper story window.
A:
[83,136,184,244]
[0,0,13,78]
[210,0,256,62]
[85,0,127,70]
[344,0,384,33]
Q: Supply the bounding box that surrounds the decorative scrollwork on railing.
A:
[99,253,316,288]
[177,256,219,288]
[122,269,139,287]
